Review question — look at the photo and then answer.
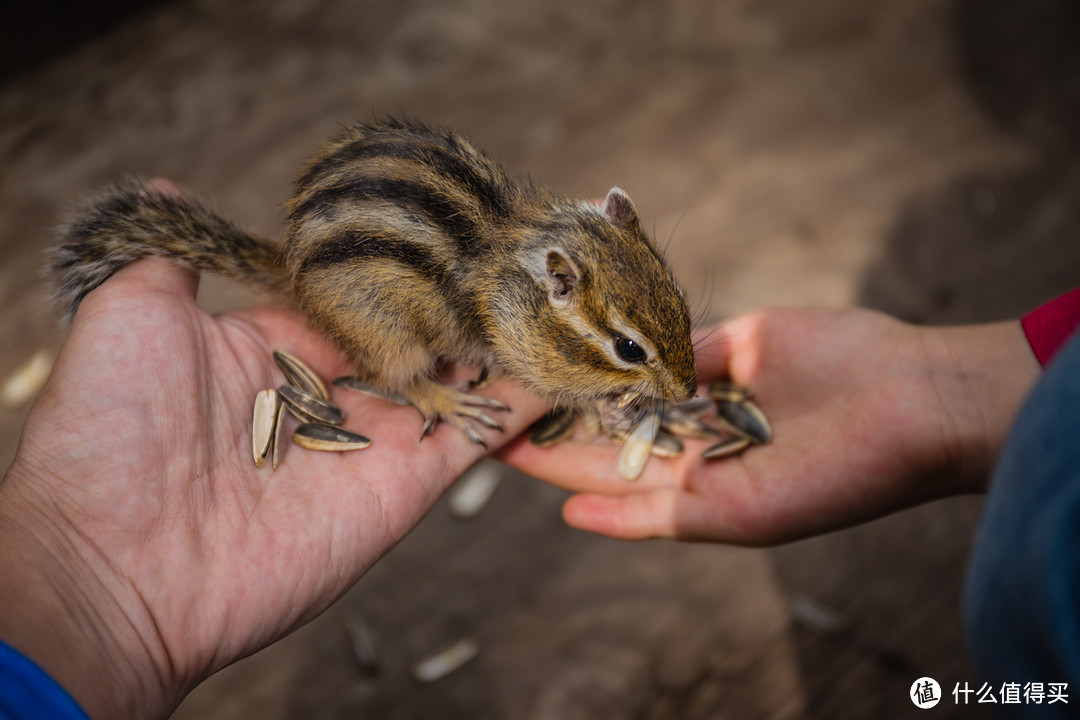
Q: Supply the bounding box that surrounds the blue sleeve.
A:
[966,328,1080,718]
[0,639,90,720]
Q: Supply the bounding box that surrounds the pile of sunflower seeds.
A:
[529,381,772,480]
[254,351,772,483]
[251,350,372,468]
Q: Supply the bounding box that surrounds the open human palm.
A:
[1,257,546,718]
[501,307,1036,545]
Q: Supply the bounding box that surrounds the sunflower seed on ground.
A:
[332,376,412,405]
[279,384,344,425]
[292,423,371,451]
[252,389,280,467]
[0,349,54,410]
[344,615,380,676]
[273,349,329,400]
[789,594,848,636]
[707,381,753,403]
[702,435,752,459]
[529,407,577,447]
[650,430,684,458]
[617,408,661,481]
[271,393,287,470]
[412,637,480,683]
[447,460,503,519]
[715,399,772,444]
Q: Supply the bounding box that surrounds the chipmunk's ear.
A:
[602,187,640,231]
[546,248,580,303]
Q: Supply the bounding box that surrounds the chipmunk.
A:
[49,118,697,444]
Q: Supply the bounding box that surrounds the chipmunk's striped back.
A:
[281,120,539,388]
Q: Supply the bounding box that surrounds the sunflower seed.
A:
[617,408,661,481]
[707,381,753,403]
[344,615,380,676]
[789,594,848,636]
[413,637,480,683]
[675,396,713,417]
[650,430,684,458]
[292,423,371,451]
[447,460,503,519]
[715,398,771,444]
[279,384,344,425]
[1,349,54,410]
[530,407,577,447]
[661,406,722,439]
[701,435,752,459]
[271,392,287,470]
[273,349,329,400]
[332,376,412,405]
[581,404,603,437]
[252,389,279,467]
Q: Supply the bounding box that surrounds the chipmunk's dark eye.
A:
[614,336,646,364]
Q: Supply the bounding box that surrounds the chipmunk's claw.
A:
[459,365,502,392]
[459,394,509,412]
[458,405,504,430]
[409,380,508,445]
[462,424,488,448]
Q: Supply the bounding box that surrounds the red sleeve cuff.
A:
[1021,287,1080,367]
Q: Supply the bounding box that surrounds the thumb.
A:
[692,322,733,381]
[105,256,200,306]
[79,178,201,314]
[563,489,685,540]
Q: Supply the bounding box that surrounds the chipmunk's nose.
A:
[662,371,697,403]
[676,378,696,402]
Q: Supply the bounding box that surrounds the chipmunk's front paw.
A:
[409,380,509,447]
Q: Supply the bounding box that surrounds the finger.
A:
[692,322,733,380]
[563,482,765,543]
[497,431,691,494]
[106,256,201,305]
[562,489,687,540]
[142,177,188,202]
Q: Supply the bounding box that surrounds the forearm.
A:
[0,458,174,720]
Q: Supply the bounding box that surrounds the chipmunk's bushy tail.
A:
[48,181,288,322]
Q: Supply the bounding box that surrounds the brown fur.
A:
[49,119,697,433]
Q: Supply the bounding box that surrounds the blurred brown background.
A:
[4,0,1080,717]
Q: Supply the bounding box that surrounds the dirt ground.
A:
[3,0,1080,717]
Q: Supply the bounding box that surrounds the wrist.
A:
[919,320,1040,492]
[0,457,177,720]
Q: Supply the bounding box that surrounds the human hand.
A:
[499,307,1039,545]
[0,257,547,719]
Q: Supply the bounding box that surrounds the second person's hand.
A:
[499,307,1039,545]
